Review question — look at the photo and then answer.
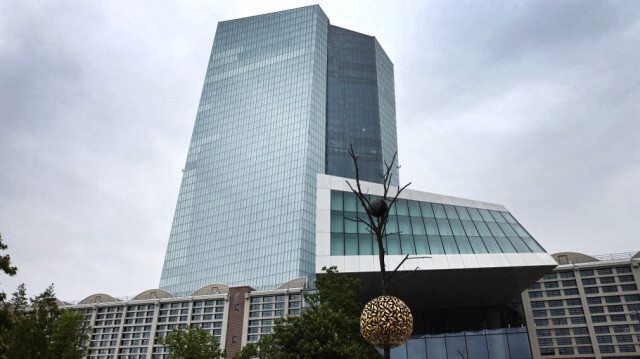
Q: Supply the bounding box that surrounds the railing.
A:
[591,252,637,261]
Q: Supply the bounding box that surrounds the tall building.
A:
[159,5,398,295]
[521,252,640,358]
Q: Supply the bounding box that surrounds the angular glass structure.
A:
[160,5,398,295]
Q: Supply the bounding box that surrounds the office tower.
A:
[159,5,398,295]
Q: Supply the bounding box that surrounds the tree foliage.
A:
[161,326,225,359]
[234,266,381,359]
[0,234,17,359]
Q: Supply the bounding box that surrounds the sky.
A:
[1,0,639,301]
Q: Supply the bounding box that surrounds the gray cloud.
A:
[1,0,638,300]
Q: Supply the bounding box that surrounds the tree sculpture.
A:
[346,146,414,359]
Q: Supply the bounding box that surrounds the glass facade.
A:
[159,6,399,295]
[326,26,398,185]
[388,298,533,359]
[329,190,546,256]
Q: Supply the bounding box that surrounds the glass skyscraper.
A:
[159,5,398,295]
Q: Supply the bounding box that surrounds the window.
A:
[557,347,574,355]
[544,281,559,288]
[568,307,584,315]
[548,300,563,307]
[577,346,594,354]
[592,315,607,323]
[535,319,549,326]
[538,338,553,346]
[540,348,554,356]
[600,276,616,284]
[550,309,565,316]
[618,275,634,282]
[613,325,630,333]
[529,291,543,298]
[546,290,561,297]
[597,335,612,343]
[605,296,621,303]
[610,314,626,322]
[607,305,624,312]
[602,285,618,293]
[573,327,588,335]
[531,301,545,308]
[624,294,640,302]
[529,283,541,290]
[533,310,547,318]
[566,298,581,306]
[619,344,636,352]
[554,328,570,336]
[560,271,575,278]
[595,326,610,334]
[536,329,551,337]
[615,266,632,274]
[598,268,613,275]
[552,318,567,325]
[564,288,579,296]
[561,280,576,287]
[621,284,637,291]
[574,336,591,344]
[585,287,599,294]
[616,334,633,343]
[600,345,615,353]
[587,297,602,304]
[571,317,586,324]
[542,273,557,280]
[590,306,604,313]
[579,269,594,276]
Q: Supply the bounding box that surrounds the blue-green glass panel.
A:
[487,334,510,359]
[388,200,397,215]
[474,221,492,236]
[424,218,439,235]
[428,235,445,254]
[487,222,506,237]
[496,237,517,253]
[441,236,459,254]
[436,219,453,236]
[449,220,465,236]
[467,208,483,221]
[466,335,489,359]
[395,199,409,216]
[446,336,467,359]
[455,206,472,220]
[420,202,435,218]
[358,235,373,255]
[432,204,447,219]
[498,222,518,237]
[511,223,531,238]
[490,210,507,223]
[408,201,422,217]
[386,215,398,234]
[344,213,358,233]
[443,205,459,219]
[482,237,503,253]
[330,233,344,255]
[507,332,532,359]
[461,220,480,236]
[455,236,474,254]
[523,238,546,253]
[509,237,532,253]
[387,234,402,255]
[345,234,359,255]
[400,235,416,255]
[411,218,426,235]
[331,211,343,232]
[330,190,343,211]
[357,217,370,234]
[344,192,357,212]
[398,216,412,234]
[501,212,518,224]
[415,235,429,255]
[469,236,489,254]
[478,209,495,222]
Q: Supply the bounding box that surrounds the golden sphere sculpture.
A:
[360,295,413,349]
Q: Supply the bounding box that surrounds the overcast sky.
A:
[1,0,639,301]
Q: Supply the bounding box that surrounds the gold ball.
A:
[360,295,413,349]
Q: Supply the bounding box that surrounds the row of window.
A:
[540,267,633,281]
[529,284,638,298]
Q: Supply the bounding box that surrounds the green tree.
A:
[0,234,18,359]
[234,266,381,359]
[161,326,225,359]
[48,311,89,359]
